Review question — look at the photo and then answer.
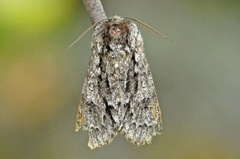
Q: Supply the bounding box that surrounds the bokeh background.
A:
[1,0,240,158]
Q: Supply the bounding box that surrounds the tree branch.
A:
[82,0,107,24]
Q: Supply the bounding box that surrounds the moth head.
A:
[68,16,172,49]
[106,19,129,39]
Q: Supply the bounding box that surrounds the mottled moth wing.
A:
[75,16,162,149]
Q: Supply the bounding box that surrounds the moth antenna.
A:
[68,20,103,49]
[125,17,173,41]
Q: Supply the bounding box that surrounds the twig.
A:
[82,0,107,24]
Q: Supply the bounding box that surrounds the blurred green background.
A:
[1,0,240,158]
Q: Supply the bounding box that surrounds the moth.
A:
[74,15,170,149]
